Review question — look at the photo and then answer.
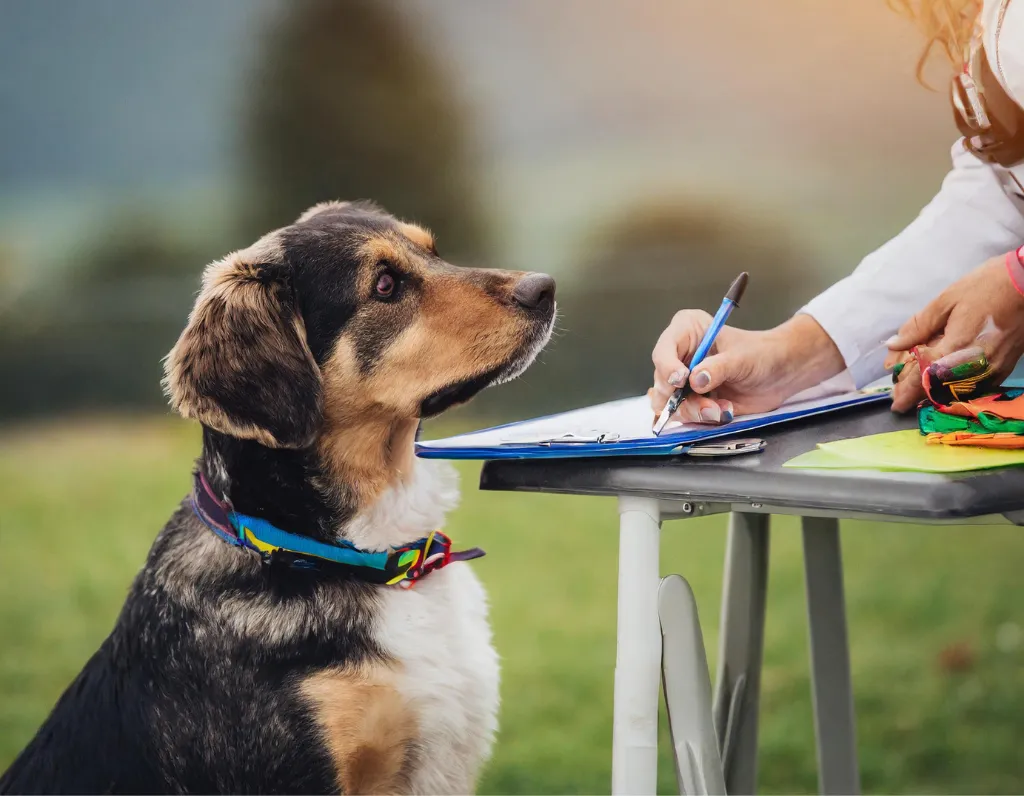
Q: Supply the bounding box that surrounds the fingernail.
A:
[692,370,711,390]
[883,336,898,347]
[721,409,734,423]
[700,406,721,424]
[668,367,689,387]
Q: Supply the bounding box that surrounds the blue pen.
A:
[653,271,749,436]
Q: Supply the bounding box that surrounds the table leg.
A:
[660,574,726,795]
[712,512,770,795]
[613,497,662,796]
[802,517,860,795]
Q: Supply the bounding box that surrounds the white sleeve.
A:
[985,0,1024,109]
[800,140,1024,388]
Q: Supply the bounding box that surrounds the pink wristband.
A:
[1005,246,1024,298]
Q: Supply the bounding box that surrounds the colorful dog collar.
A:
[189,471,484,587]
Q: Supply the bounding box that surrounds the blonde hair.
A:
[889,0,982,82]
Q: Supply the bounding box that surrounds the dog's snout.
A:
[512,273,556,311]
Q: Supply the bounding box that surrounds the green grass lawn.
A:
[2,415,1023,793]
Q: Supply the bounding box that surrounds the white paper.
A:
[419,377,892,451]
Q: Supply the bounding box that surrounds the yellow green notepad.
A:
[783,429,1024,473]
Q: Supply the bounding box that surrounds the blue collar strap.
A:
[190,471,484,588]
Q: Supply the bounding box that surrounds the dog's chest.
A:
[375,563,499,794]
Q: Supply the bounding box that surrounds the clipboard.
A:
[416,379,892,461]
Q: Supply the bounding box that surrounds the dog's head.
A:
[165,202,555,463]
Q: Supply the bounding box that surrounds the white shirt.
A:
[984,0,1024,107]
[800,0,1024,388]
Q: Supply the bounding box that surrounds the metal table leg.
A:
[613,496,663,795]
[660,573,726,795]
[712,512,770,794]
[802,517,860,795]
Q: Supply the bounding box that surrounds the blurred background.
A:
[2,1,1022,793]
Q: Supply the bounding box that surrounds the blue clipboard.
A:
[416,387,891,461]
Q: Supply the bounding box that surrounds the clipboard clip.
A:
[536,432,622,446]
[683,438,766,457]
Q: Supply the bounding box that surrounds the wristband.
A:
[1005,246,1024,298]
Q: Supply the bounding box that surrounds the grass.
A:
[1,415,1023,793]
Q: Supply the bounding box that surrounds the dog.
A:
[0,200,556,794]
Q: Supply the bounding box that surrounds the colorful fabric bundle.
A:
[919,398,1024,447]
[919,346,998,404]
[913,347,1024,449]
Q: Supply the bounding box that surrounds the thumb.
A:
[688,350,748,394]
[887,299,952,351]
[919,340,988,373]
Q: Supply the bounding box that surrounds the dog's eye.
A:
[374,271,397,300]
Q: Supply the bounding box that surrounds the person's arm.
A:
[651,142,1024,424]
[881,248,1024,410]
[800,140,1024,388]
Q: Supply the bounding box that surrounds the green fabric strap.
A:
[918,405,1024,436]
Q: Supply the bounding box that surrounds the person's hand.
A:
[650,312,845,424]
[885,254,1024,412]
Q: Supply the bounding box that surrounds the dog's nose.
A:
[512,273,556,311]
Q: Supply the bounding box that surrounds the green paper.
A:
[783,430,1024,473]
[783,448,873,470]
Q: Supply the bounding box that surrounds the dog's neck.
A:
[199,420,459,551]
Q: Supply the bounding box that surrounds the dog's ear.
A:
[163,250,323,448]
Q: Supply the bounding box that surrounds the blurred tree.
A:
[468,198,821,418]
[0,245,18,314]
[67,211,202,287]
[0,211,214,419]
[241,0,487,260]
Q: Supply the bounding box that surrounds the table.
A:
[479,403,1024,795]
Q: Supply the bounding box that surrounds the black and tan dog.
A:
[0,201,555,794]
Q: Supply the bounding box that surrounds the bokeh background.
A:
[2,1,1023,793]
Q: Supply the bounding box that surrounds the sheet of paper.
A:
[784,429,1024,472]
[786,369,858,402]
[420,377,892,450]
